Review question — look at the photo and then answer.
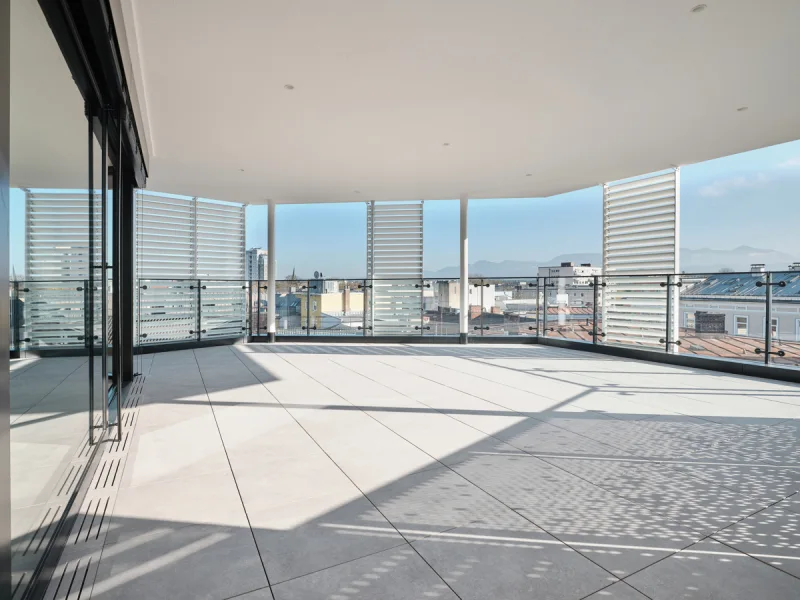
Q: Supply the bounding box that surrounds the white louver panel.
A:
[23,191,102,348]
[366,201,424,335]
[603,169,680,348]
[135,192,246,344]
[25,191,102,279]
[135,192,245,279]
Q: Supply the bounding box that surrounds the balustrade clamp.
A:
[659,339,682,346]
[415,325,431,330]
[140,285,148,290]
[415,283,431,289]
[659,281,683,288]
[77,286,84,291]
[473,326,489,330]
[357,326,373,330]
[755,280,786,288]
[588,281,607,287]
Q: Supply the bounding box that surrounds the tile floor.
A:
[41,344,800,599]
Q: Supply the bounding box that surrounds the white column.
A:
[267,200,277,340]
[459,195,469,343]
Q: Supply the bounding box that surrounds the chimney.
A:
[750,264,766,273]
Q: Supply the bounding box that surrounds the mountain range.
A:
[423,246,798,278]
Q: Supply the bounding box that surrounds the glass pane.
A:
[138,279,198,344]
[676,271,765,363]
[766,270,800,369]
[276,279,304,335]
[493,277,539,337]
[306,279,366,336]
[600,274,669,350]
[200,280,247,340]
[424,279,460,337]
[368,279,423,335]
[9,0,95,592]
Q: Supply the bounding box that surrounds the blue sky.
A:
[11,139,800,278]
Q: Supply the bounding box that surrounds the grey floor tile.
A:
[250,495,406,585]
[91,524,267,600]
[713,501,800,578]
[271,545,458,600]
[583,582,650,599]
[626,539,800,600]
[412,523,617,599]
[364,466,516,540]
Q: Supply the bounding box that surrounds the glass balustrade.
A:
[10,272,797,371]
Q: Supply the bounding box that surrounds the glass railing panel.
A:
[541,276,594,342]
[276,279,306,335]
[368,278,423,335]
[423,279,460,336]
[200,280,247,340]
[467,278,487,337]
[766,270,800,369]
[138,279,198,345]
[492,278,539,337]
[676,271,767,362]
[305,279,366,336]
[600,274,669,350]
[18,280,88,349]
[248,280,265,337]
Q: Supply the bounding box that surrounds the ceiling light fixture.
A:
[737,106,749,112]
[239,168,245,172]
[526,173,532,177]
[443,143,450,146]
[354,190,361,194]
[284,84,295,90]
[690,4,707,13]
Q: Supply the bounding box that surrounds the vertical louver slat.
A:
[366,201,424,334]
[603,169,679,348]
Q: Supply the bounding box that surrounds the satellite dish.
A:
[314,271,320,279]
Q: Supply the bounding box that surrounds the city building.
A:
[680,265,800,342]
[246,247,268,281]
[539,262,602,308]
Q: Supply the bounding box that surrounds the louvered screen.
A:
[135,192,246,344]
[23,191,102,348]
[602,169,679,347]
[366,201,424,335]
[25,191,102,279]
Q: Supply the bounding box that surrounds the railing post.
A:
[764,271,772,365]
[12,281,20,355]
[542,277,549,337]
[306,282,311,336]
[256,280,262,336]
[196,279,202,343]
[665,274,673,352]
[592,275,599,344]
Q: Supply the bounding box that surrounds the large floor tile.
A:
[583,582,650,599]
[105,471,249,545]
[91,523,267,600]
[249,494,406,585]
[412,523,617,599]
[713,501,800,578]
[271,546,458,600]
[625,539,800,600]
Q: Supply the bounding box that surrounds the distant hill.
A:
[424,246,798,278]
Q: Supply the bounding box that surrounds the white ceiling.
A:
[22,1,800,204]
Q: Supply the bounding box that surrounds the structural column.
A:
[267,200,277,342]
[459,195,469,344]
